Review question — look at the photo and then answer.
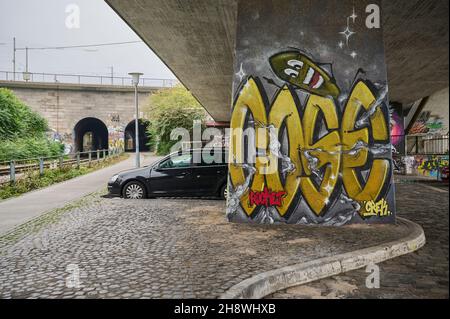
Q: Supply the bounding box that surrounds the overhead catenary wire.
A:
[14,40,143,51]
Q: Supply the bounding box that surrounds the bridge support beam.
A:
[226,0,396,225]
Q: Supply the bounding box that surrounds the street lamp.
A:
[129,72,143,168]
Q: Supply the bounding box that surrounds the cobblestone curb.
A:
[220,217,425,299]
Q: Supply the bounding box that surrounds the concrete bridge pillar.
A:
[227,0,396,225]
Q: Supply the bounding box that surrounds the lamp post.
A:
[129,72,143,168]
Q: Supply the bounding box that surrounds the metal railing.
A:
[0,148,124,185]
[0,70,178,88]
[407,135,449,155]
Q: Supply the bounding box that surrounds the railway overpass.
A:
[0,72,177,154]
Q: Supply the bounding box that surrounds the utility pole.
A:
[109,66,114,85]
[12,37,16,80]
[24,46,30,81]
[25,47,28,73]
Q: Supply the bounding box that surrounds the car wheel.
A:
[220,184,229,200]
[123,181,146,199]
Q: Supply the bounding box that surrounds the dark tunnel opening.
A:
[74,117,109,153]
[124,119,150,152]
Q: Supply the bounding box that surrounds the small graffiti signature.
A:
[361,198,391,217]
[249,187,286,207]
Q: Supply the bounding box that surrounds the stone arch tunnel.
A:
[73,117,109,153]
[124,119,151,152]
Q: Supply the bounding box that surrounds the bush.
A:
[144,85,206,155]
[0,138,63,162]
[0,88,48,139]
[0,88,63,161]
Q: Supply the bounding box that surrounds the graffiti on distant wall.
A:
[107,113,125,151]
[389,104,405,155]
[227,0,395,225]
[410,111,446,135]
[410,155,449,178]
[49,130,73,155]
[108,126,124,151]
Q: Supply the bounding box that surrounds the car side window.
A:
[159,153,192,169]
[194,151,227,166]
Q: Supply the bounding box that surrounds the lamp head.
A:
[128,72,143,86]
[23,72,31,81]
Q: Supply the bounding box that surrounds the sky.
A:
[0,0,176,79]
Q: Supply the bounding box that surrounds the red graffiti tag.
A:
[249,187,287,207]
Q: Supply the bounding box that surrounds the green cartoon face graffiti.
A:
[269,51,340,98]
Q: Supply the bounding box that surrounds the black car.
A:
[108,149,229,199]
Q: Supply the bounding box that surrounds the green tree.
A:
[144,85,206,155]
[0,88,48,139]
[0,88,63,161]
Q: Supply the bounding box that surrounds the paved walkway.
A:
[267,182,449,299]
[0,188,416,299]
[0,153,159,235]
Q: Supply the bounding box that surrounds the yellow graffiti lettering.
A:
[341,81,390,202]
[229,78,391,218]
[299,94,341,215]
[229,78,267,216]
[266,86,303,216]
[361,199,391,217]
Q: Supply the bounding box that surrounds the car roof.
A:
[166,148,228,157]
[172,148,228,153]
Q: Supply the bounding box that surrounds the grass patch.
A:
[0,153,128,200]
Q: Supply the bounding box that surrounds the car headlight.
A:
[110,174,119,183]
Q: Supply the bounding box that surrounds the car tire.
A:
[123,181,146,199]
[220,184,229,200]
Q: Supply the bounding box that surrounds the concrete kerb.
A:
[220,217,426,299]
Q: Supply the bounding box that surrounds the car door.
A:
[192,150,227,196]
[149,153,194,196]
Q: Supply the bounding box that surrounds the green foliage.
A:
[0,167,90,200]
[0,88,63,161]
[144,85,206,155]
[0,88,48,139]
[0,138,63,162]
[146,85,202,110]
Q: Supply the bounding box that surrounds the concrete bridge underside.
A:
[106,0,449,122]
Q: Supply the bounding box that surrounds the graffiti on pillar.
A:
[269,51,340,98]
[228,0,395,225]
[228,63,392,224]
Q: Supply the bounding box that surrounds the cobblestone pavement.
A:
[267,182,449,299]
[0,190,413,299]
